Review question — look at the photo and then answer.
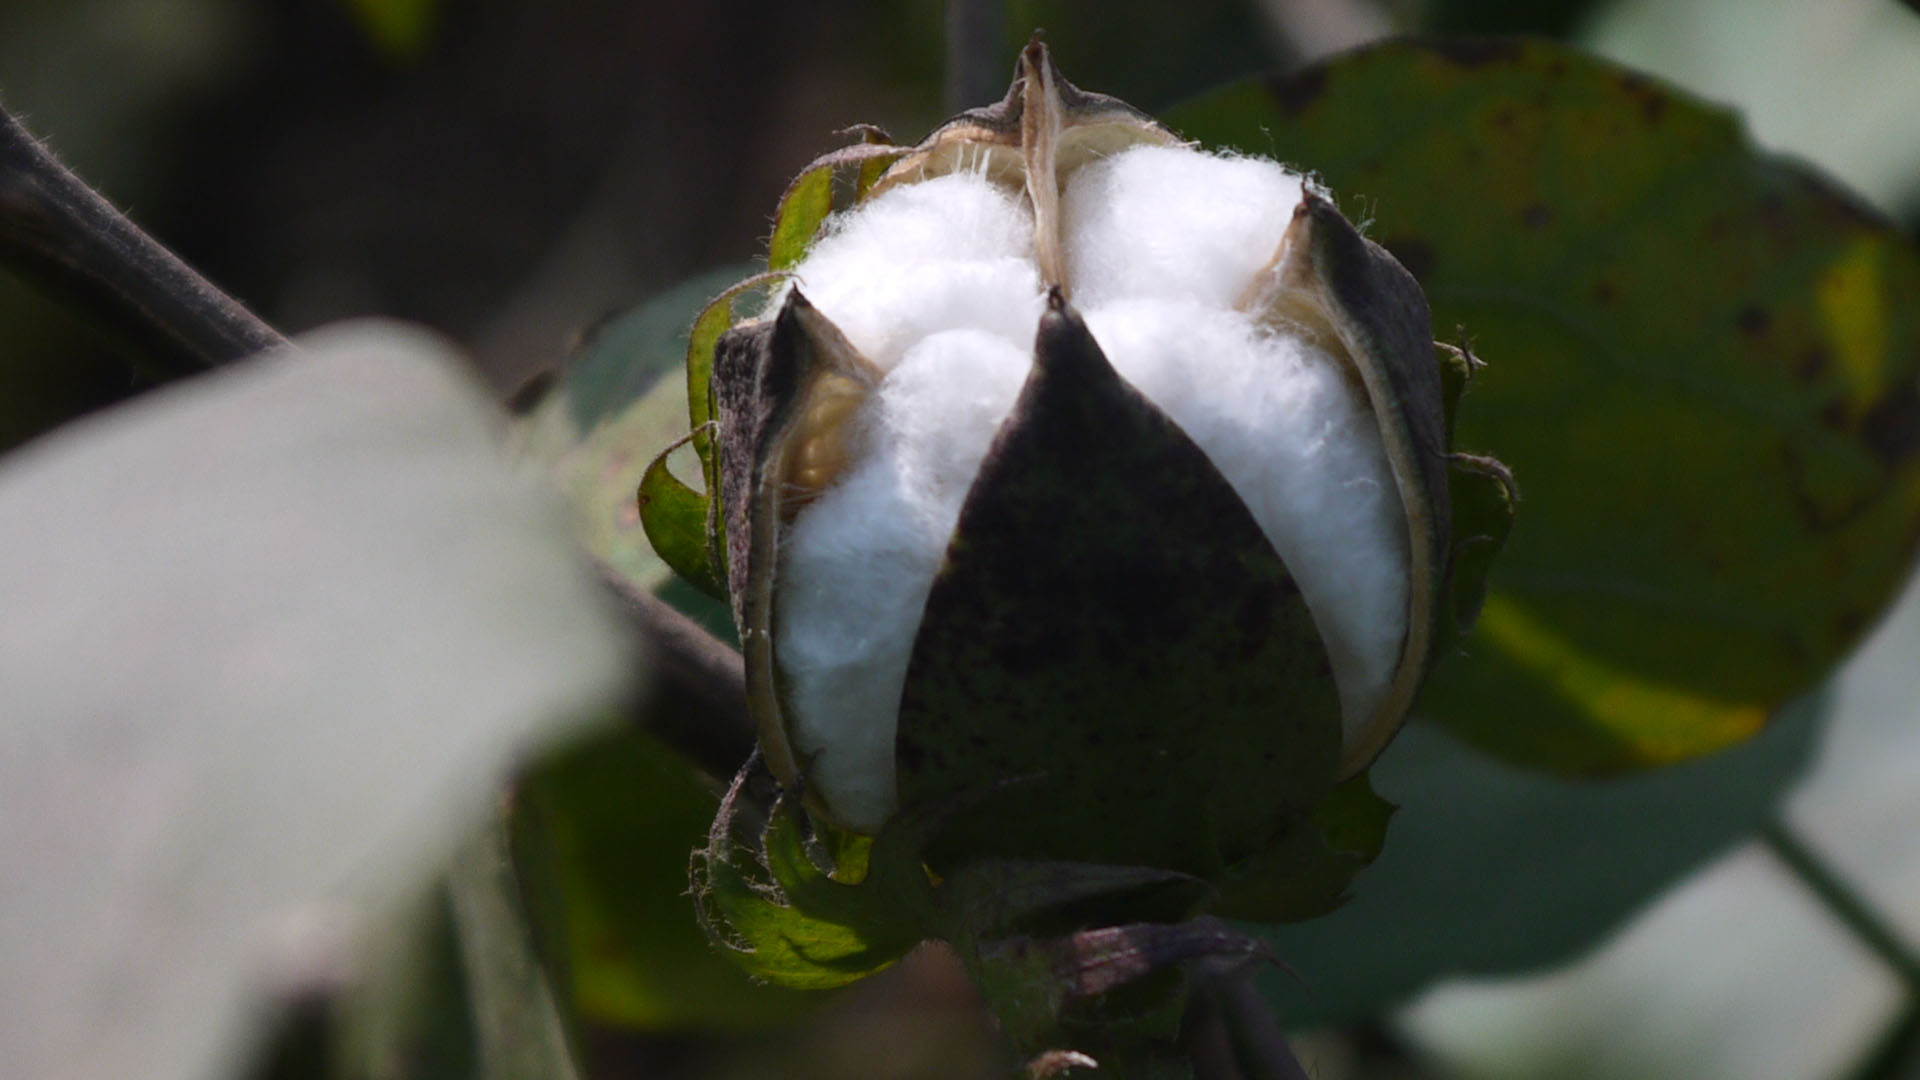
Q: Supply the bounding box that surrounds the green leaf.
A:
[766,143,906,274]
[547,373,688,595]
[1248,696,1821,1026]
[513,728,810,1030]
[563,267,750,434]
[1167,38,1920,773]
[691,766,917,990]
[516,268,752,598]
[637,439,725,600]
[769,166,835,272]
[0,321,629,1080]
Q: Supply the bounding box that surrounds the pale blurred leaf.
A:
[0,321,630,1080]
[1581,0,1920,217]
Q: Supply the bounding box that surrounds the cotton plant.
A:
[642,40,1513,1073]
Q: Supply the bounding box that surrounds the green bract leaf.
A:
[769,166,833,273]
[767,144,906,272]
[637,437,726,600]
[0,322,629,1080]
[691,763,919,989]
[1168,38,1920,773]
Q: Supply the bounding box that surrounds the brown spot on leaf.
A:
[1521,202,1552,230]
[1266,67,1327,115]
[1430,38,1524,68]
[1736,305,1770,338]
[1821,396,1852,431]
[1835,609,1868,642]
[1777,441,1881,532]
[1491,106,1519,130]
[1592,280,1618,306]
[1861,380,1920,466]
[1381,236,1435,282]
[1616,72,1670,123]
[1792,346,1830,382]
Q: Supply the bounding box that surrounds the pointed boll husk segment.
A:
[1239,195,1450,775]
[892,290,1344,871]
[711,290,883,800]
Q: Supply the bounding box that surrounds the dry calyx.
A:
[697,41,1495,890]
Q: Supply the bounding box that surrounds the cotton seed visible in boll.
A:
[770,143,1412,833]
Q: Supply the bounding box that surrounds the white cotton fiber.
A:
[772,143,1411,829]
[774,330,1033,831]
[787,172,1044,372]
[1084,300,1409,731]
[1063,145,1308,310]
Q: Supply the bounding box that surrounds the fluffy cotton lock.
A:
[770,145,1412,832]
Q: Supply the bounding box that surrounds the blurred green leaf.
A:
[0,321,629,1080]
[562,267,751,433]
[342,0,440,59]
[517,267,750,597]
[1581,0,1920,219]
[513,729,810,1031]
[1168,38,1920,773]
[1252,694,1820,1026]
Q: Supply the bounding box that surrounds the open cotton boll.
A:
[788,171,1044,370]
[775,329,1033,831]
[1062,145,1310,310]
[1085,299,1410,738]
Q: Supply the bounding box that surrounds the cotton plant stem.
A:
[1761,819,1920,1080]
[1761,820,1920,990]
[0,104,286,373]
[593,561,757,785]
[1187,964,1312,1080]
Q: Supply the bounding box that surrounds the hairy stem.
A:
[0,104,285,373]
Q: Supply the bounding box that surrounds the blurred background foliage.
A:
[10,1,1920,1079]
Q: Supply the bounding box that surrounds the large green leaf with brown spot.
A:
[1168,38,1920,773]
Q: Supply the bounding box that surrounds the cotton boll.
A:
[789,172,1044,369]
[1063,145,1309,310]
[775,328,1032,830]
[1084,299,1410,736]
